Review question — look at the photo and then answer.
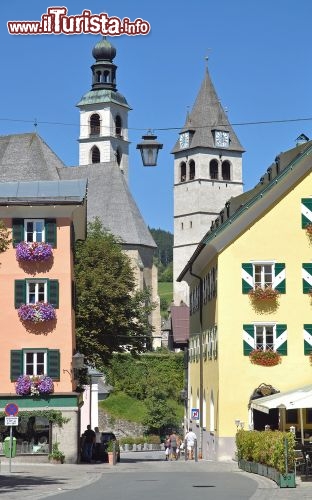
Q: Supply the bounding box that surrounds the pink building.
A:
[0,179,87,463]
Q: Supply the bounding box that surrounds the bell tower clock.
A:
[172,68,244,305]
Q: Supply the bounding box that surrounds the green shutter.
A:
[242,264,253,294]
[274,263,286,293]
[48,280,59,308]
[302,264,312,293]
[301,198,312,228]
[48,350,60,380]
[304,324,312,355]
[45,219,57,248]
[276,324,287,355]
[12,219,24,247]
[243,324,255,355]
[10,350,22,381]
[14,280,26,308]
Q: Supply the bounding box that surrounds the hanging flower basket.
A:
[249,349,281,367]
[248,286,280,301]
[18,302,56,323]
[305,224,312,236]
[15,374,54,396]
[16,241,53,262]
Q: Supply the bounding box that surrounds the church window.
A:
[221,160,231,181]
[190,221,192,228]
[180,162,186,182]
[91,146,100,164]
[209,159,219,180]
[116,148,122,166]
[189,160,195,180]
[115,115,122,137]
[103,70,110,83]
[96,71,101,83]
[90,114,100,136]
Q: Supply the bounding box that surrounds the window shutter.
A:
[45,219,57,248]
[303,324,312,355]
[10,350,22,381]
[48,280,59,308]
[274,263,286,293]
[14,280,26,308]
[70,223,75,252]
[302,264,312,293]
[301,198,312,228]
[243,324,255,355]
[47,350,60,380]
[276,324,287,355]
[12,219,24,247]
[242,264,253,294]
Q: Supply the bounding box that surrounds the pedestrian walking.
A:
[169,431,178,460]
[164,435,170,461]
[185,428,197,460]
[82,425,96,463]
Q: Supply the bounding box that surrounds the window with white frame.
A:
[27,280,47,304]
[254,264,273,288]
[255,324,274,351]
[25,219,45,243]
[24,350,47,376]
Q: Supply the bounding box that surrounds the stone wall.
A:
[98,409,146,439]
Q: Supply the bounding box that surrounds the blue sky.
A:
[2,1,312,232]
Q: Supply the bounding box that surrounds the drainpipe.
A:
[189,266,203,460]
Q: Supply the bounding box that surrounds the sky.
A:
[1,1,312,232]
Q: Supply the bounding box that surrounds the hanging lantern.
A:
[136,131,163,166]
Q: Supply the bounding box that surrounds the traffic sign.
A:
[191,408,199,419]
[5,416,18,426]
[4,403,19,416]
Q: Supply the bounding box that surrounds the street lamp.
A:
[72,352,85,380]
[136,130,163,166]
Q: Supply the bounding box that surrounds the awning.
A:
[251,384,312,414]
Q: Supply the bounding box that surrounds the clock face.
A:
[179,132,189,149]
[215,131,229,148]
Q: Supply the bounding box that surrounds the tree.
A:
[142,390,179,435]
[74,219,155,366]
[0,220,11,255]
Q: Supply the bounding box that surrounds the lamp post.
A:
[136,130,163,166]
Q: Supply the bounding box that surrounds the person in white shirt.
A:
[184,428,197,460]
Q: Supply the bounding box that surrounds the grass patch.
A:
[158,282,173,301]
[99,392,147,423]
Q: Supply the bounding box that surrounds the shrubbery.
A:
[235,429,296,473]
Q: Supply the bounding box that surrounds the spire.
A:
[172,65,244,153]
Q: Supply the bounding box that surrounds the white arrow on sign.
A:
[5,416,19,426]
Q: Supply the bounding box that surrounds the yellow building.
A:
[178,138,312,461]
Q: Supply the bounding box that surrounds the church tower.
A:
[172,65,244,305]
[77,37,131,181]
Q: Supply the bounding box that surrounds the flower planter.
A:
[16,242,53,262]
[15,374,54,396]
[249,349,281,367]
[18,302,56,323]
[108,451,116,465]
[238,461,296,488]
[279,473,296,488]
[248,285,280,301]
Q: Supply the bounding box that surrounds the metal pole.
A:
[9,426,12,473]
[194,438,198,462]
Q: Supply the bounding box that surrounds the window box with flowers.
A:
[18,302,56,323]
[249,349,281,367]
[16,241,53,262]
[305,224,312,236]
[15,374,54,396]
[248,286,280,301]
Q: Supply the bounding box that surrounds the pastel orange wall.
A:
[0,217,75,394]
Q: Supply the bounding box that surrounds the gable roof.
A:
[59,163,156,247]
[172,68,244,154]
[178,140,312,281]
[0,179,87,204]
[0,133,63,181]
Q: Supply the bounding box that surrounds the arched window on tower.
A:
[103,70,110,83]
[180,162,186,182]
[116,148,122,166]
[209,159,219,180]
[189,160,195,180]
[91,146,100,164]
[90,114,100,136]
[96,71,101,83]
[221,160,231,181]
[115,115,122,137]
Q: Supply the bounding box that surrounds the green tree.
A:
[149,228,173,266]
[75,219,155,366]
[143,390,179,435]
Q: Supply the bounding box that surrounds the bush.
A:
[236,429,295,473]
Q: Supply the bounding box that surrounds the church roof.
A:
[172,68,244,154]
[0,179,87,204]
[0,133,156,249]
[76,89,131,109]
[0,133,63,181]
[58,163,156,248]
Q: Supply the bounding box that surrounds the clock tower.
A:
[77,37,131,181]
[172,66,244,305]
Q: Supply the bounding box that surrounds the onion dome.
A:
[92,37,116,62]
